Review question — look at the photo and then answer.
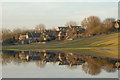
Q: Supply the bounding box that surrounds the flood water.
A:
[1,50,120,78]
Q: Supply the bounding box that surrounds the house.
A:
[18,30,59,44]
[57,31,67,40]
[58,27,68,31]
[58,25,82,31]
[17,25,85,43]
[18,53,29,61]
[18,32,42,44]
[31,32,42,42]
[57,25,85,40]
[19,33,29,40]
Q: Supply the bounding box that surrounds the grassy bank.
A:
[3,32,119,50]
[2,32,119,58]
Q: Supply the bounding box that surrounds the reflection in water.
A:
[2,50,120,76]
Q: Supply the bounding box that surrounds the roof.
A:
[32,33,42,37]
[58,31,66,35]
[28,34,33,37]
[20,33,42,38]
[58,26,81,30]
[71,26,81,28]
[76,29,85,34]
[45,31,54,35]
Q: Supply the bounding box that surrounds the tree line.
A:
[81,16,116,36]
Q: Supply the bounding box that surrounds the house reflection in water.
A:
[2,50,120,75]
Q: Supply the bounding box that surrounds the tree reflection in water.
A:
[2,50,120,75]
[36,61,46,68]
[82,62,101,75]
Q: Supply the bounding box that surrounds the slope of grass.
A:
[88,33,118,48]
[2,32,119,51]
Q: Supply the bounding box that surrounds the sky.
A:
[1,2,118,30]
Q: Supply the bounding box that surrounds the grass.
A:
[3,32,119,50]
[2,32,119,59]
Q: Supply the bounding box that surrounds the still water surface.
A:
[2,50,119,78]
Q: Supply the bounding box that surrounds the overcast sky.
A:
[2,2,118,30]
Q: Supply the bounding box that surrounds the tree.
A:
[65,21,77,26]
[103,18,115,24]
[103,18,116,32]
[81,16,101,35]
[81,16,101,29]
[82,62,101,75]
[35,24,46,32]
[2,29,12,42]
[36,61,46,68]
[2,28,18,44]
[48,28,57,31]
[13,28,25,34]
[81,18,88,29]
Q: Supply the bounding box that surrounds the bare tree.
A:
[35,24,46,32]
[13,28,24,34]
[48,27,57,31]
[103,18,115,32]
[65,21,77,26]
[81,16,101,30]
[82,62,101,75]
[81,16,101,35]
[103,18,115,24]
[81,18,88,29]
[2,28,12,42]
